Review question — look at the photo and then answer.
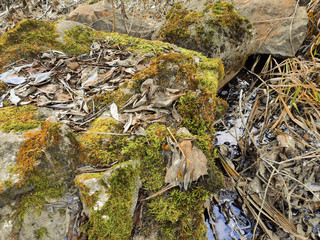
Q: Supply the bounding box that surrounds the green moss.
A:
[35,227,48,240]
[3,120,76,230]
[159,3,204,43]
[0,19,106,69]
[79,117,129,165]
[82,164,138,240]
[16,172,64,226]
[87,0,99,4]
[0,105,43,133]
[105,32,174,55]
[146,186,209,239]
[123,123,167,193]
[0,19,60,69]
[204,1,253,42]
[62,26,107,55]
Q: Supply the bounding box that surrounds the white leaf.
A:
[9,89,21,105]
[110,103,119,121]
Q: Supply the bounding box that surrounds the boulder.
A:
[234,0,308,57]
[0,115,82,240]
[155,0,255,89]
[68,1,155,39]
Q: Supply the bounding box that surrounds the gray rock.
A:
[0,204,16,240]
[234,0,308,57]
[0,117,80,239]
[155,0,255,89]
[19,193,81,240]
[0,132,24,188]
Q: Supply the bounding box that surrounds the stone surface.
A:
[234,0,308,57]
[0,119,80,239]
[155,0,255,89]
[18,194,81,240]
[0,132,24,190]
[56,20,93,43]
[68,1,154,39]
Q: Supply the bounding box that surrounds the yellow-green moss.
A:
[87,0,99,4]
[5,120,75,230]
[61,26,107,55]
[35,227,48,240]
[0,19,59,69]
[0,20,106,70]
[81,164,138,240]
[146,186,209,239]
[159,3,204,43]
[105,32,174,55]
[0,105,43,133]
[131,52,226,135]
[16,173,65,226]
[122,123,223,238]
[79,117,129,165]
[204,1,253,41]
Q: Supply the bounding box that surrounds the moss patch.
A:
[74,172,105,209]
[146,186,209,239]
[14,120,61,179]
[0,105,42,133]
[61,26,106,55]
[35,227,48,240]
[131,52,227,135]
[122,123,224,238]
[79,117,129,165]
[79,164,138,240]
[0,120,73,230]
[0,19,106,70]
[0,19,59,69]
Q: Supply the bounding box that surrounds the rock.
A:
[68,1,154,39]
[0,204,16,240]
[0,132,24,194]
[74,161,141,239]
[155,0,255,89]
[55,20,93,43]
[0,116,82,239]
[18,193,81,240]
[234,0,308,57]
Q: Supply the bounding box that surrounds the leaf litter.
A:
[211,60,320,239]
[0,34,210,194]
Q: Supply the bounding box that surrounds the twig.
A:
[167,127,191,163]
[83,131,131,136]
[142,183,176,201]
[252,168,276,239]
[111,0,116,32]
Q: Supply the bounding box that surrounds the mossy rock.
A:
[0,19,227,239]
[0,119,83,238]
[156,0,255,88]
[74,161,140,240]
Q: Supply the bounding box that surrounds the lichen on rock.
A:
[156,0,255,88]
